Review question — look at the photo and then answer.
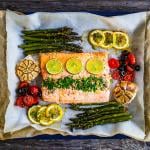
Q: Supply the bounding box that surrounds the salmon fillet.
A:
[40,52,110,104]
[40,52,109,79]
[42,88,110,104]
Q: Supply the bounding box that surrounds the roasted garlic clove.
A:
[16,59,40,82]
[113,81,138,104]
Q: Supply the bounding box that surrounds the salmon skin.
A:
[40,52,110,104]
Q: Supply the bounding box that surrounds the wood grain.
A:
[0,0,150,149]
[0,0,149,13]
[0,139,149,150]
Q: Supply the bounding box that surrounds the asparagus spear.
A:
[22,26,73,35]
[70,102,122,111]
[22,36,80,43]
[76,115,132,130]
[22,34,81,41]
[19,43,46,48]
[23,47,82,53]
[70,102,119,107]
[23,32,79,37]
[19,43,82,50]
[24,50,55,56]
[76,105,124,118]
[67,113,132,130]
[72,111,127,125]
[20,27,83,54]
[24,48,82,55]
[70,109,125,123]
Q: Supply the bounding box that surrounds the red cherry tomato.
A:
[108,58,120,69]
[23,95,38,107]
[125,59,129,65]
[29,85,40,97]
[15,96,25,108]
[112,70,120,80]
[128,53,136,65]
[123,72,135,82]
[126,65,134,72]
[18,81,29,88]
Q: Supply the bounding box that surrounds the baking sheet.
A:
[4,10,146,140]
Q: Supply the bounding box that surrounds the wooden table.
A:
[0,0,150,149]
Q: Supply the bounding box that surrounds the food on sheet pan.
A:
[16,58,40,82]
[40,52,109,79]
[86,58,104,74]
[14,25,141,129]
[88,30,129,50]
[46,104,64,122]
[101,31,113,49]
[113,81,138,104]
[28,105,41,124]
[37,106,54,126]
[15,82,41,108]
[28,104,64,126]
[113,31,129,50]
[88,30,105,48]
[18,26,82,55]
[109,50,140,81]
[66,57,83,74]
[67,102,132,130]
[46,58,63,75]
[40,52,111,104]
[108,58,120,69]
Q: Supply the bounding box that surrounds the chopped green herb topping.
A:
[42,76,107,92]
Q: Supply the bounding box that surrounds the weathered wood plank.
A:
[0,139,148,150]
[0,0,149,13]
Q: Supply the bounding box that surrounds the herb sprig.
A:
[42,76,107,92]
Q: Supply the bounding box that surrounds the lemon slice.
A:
[88,30,105,48]
[28,105,41,124]
[46,59,63,75]
[46,104,64,122]
[100,31,113,49]
[37,106,54,126]
[113,32,129,50]
[66,57,82,74]
[86,58,104,74]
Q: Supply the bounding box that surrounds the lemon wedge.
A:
[28,105,41,124]
[113,32,129,50]
[88,30,105,48]
[100,31,113,49]
[46,104,64,122]
[46,59,63,75]
[66,57,82,74]
[86,58,104,75]
[37,106,54,126]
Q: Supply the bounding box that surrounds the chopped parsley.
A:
[42,76,107,92]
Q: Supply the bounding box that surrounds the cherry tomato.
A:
[18,81,29,88]
[23,95,38,107]
[125,59,129,65]
[108,58,120,69]
[126,65,134,72]
[112,70,120,80]
[15,96,25,108]
[123,72,135,82]
[128,53,136,65]
[29,85,40,97]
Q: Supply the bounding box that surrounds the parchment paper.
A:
[4,10,146,140]
[143,12,150,141]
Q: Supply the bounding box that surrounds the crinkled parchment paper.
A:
[1,10,148,140]
[144,12,150,141]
